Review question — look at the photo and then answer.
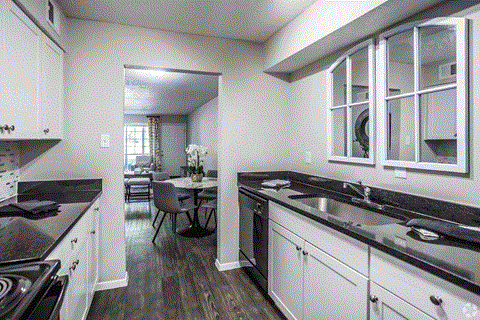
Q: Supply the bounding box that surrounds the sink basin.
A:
[290,196,404,226]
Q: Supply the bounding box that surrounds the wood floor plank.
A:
[86,200,285,320]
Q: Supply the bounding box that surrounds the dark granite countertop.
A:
[0,179,102,265]
[238,171,480,295]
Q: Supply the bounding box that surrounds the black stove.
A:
[0,260,67,320]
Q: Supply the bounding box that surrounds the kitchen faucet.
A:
[343,181,384,210]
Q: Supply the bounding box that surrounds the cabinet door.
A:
[303,242,368,320]
[370,282,435,320]
[0,1,40,139]
[40,34,63,139]
[87,204,99,304]
[63,239,89,320]
[269,221,304,320]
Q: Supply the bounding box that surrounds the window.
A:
[327,39,375,164]
[380,18,468,173]
[124,125,149,170]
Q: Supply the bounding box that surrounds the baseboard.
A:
[95,272,129,291]
[215,259,241,271]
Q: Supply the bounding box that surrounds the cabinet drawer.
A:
[371,249,480,320]
[48,208,92,275]
[269,202,369,276]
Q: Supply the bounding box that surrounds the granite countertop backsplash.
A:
[238,171,480,294]
[0,179,102,265]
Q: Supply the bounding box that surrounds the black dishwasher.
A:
[238,188,269,292]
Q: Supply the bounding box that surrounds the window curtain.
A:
[147,116,162,171]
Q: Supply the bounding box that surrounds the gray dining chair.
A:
[202,200,217,230]
[198,170,218,212]
[151,181,195,243]
[151,172,190,227]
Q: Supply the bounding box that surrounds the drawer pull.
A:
[94,207,100,211]
[71,238,78,244]
[296,246,301,251]
[69,260,79,271]
[91,230,96,235]
[302,250,309,256]
[430,296,443,306]
[369,295,378,303]
[43,128,50,134]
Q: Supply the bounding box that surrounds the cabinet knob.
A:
[94,207,99,211]
[71,238,78,244]
[370,295,378,303]
[296,246,301,251]
[430,296,443,306]
[43,128,50,134]
[2,125,14,133]
[302,250,309,256]
[91,230,96,234]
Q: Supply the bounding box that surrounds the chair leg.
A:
[152,209,160,227]
[152,211,168,243]
[171,213,177,233]
[185,211,193,224]
[205,208,216,229]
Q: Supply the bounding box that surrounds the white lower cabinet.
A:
[370,282,435,320]
[64,239,89,320]
[269,220,368,320]
[303,241,368,320]
[47,198,100,320]
[270,221,304,320]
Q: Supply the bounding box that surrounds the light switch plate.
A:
[305,151,312,164]
[394,168,407,179]
[101,134,110,148]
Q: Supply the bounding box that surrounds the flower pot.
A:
[191,173,203,182]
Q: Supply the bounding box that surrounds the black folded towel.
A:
[11,200,60,215]
[406,219,480,245]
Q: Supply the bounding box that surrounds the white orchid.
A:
[185,144,208,174]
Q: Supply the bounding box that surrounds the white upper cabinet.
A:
[0,1,41,138]
[0,1,64,140]
[379,18,468,173]
[327,39,376,164]
[40,33,64,139]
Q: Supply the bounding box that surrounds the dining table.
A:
[164,177,218,238]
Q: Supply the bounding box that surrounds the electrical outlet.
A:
[305,151,312,164]
[101,134,110,148]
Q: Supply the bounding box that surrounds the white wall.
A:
[20,18,292,283]
[283,2,480,209]
[187,97,218,173]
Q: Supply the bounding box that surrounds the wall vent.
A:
[438,62,456,80]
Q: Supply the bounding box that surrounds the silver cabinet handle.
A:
[69,259,79,271]
[91,230,96,235]
[370,295,378,303]
[296,246,301,251]
[71,238,78,244]
[430,296,443,306]
[302,250,308,256]
[94,207,100,211]
[43,128,49,134]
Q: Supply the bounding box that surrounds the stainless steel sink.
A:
[290,196,404,226]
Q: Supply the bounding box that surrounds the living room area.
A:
[123,66,219,238]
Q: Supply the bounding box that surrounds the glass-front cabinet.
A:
[327,39,375,164]
[380,18,468,173]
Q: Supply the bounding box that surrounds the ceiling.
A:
[57,0,317,43]
[124,68,219,115]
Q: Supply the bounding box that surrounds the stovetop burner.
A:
[0,275,32,317]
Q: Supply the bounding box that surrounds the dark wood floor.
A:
[86,200,286,320]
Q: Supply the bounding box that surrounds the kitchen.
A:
[1,0,480,319]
